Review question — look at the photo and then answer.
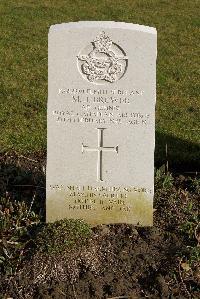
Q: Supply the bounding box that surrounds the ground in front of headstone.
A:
[0,154,200,299]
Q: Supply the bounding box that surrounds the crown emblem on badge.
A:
[93,31,112,53]
[77,31,128,84]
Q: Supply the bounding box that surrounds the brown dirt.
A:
[0,153,200,299]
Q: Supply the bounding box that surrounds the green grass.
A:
[35,219,92,254]
[0,0,199,168]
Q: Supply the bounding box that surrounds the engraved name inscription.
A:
[53,87,150,126]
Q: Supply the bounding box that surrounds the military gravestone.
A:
[47,21,157,225]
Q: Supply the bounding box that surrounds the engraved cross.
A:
[82,128,118,182]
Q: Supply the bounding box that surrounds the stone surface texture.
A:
[47,21,157,225]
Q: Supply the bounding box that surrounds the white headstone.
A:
[47,21,157,226]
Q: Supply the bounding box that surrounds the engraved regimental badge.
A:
[77,31,128,84]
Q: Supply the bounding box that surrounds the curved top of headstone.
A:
[49,21,157,35]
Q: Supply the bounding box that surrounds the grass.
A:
[0,0,199,169]
[35,219,92,254]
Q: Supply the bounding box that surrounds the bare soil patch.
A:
[0,153,199,298]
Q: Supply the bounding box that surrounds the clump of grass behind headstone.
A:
[35,219,92,254]
[155,165,174,190]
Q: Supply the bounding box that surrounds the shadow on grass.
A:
[155,131,200,172]
[0,153,46,220]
